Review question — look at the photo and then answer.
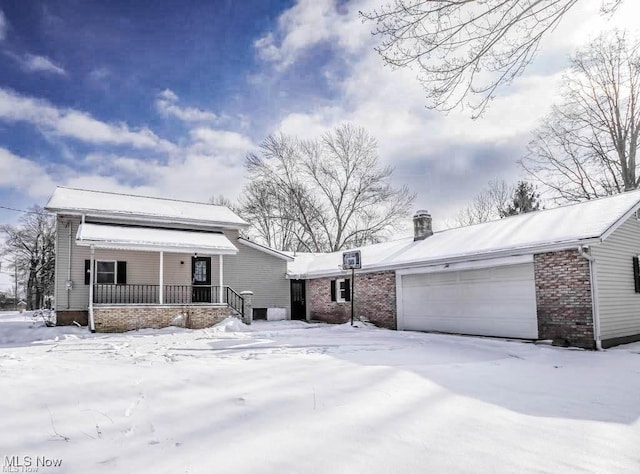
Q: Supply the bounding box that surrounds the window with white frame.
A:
[332,278,351,303]
[96,261,117,284]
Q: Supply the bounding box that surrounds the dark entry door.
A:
[290,279,306,320]
[192,257,212,303]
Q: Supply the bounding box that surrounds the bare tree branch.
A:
[1,206,55,309]
[521,30,640,202]
[361,0,624,117]
[238,124,416,252]
[451,179,513,226]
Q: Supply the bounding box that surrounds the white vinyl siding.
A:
[398,263,538,339]
[55,218,289,314]
[222,231,290,315]
[591,217,640,340]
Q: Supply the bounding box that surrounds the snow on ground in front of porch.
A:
[1,311,639,473]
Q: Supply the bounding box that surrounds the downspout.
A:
[67,221,72,309]
[578,245,603,350]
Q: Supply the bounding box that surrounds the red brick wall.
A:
[93,305,234,332]
[534,250,594,349]
[307,271,396,329]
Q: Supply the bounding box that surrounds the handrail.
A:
[225,286,245,318]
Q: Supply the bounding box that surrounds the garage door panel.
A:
[400,264,538,339]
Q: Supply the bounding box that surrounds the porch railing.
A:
[93,284,242,315]
[225,286,245,317]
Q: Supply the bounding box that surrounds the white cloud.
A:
[257,0,632,228]
[254,0,368,69]
[0,147,57,198]
[0,10,7,42]
[15,54,66,76]
[71,127,252,202]
[0,88,176,152]
[189,128,256,157]
[88,66,110,83]
[155,88,218,123]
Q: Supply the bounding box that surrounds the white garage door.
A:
[399,264,538,339]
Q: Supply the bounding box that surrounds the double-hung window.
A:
[96,261,117,284]
[84,260,127,285]
[331,278,351,303]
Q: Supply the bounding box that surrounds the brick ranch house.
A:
[45,187,293,332]
[287,191,640,349]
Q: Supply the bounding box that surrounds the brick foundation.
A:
[307,271,396,329]
[56,310,88,326]
[534,250,595,349]
[93,305,234,332]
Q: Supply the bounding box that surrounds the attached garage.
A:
[291,191,640,349]
[397,261,538,339]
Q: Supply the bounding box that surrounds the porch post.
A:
[159,251,164,305]
[219,254,224,304]
[88,245,95,332]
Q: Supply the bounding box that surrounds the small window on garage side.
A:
[331,278,351,303]
[633,256,640,293]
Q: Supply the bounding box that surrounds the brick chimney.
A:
[413,210,433,241]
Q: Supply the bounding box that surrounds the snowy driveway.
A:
[0,311,639,473]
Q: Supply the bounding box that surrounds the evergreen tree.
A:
[500,181,541,217]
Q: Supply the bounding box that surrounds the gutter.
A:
[578,245,603,351]
[289,238,603,280]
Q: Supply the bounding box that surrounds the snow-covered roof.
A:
[287,238,414,277]
[45,187,248,229]
[237,238,294,261]
[288,190,640,278]
[76,223,238,255]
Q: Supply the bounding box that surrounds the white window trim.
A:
[95,260,118,285]
[336,278,348,303]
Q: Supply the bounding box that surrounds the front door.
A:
[290,279,306,320]
[192,257,212,303]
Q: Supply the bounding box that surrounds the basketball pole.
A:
[351,267,355,326]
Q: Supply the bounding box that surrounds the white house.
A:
[45,187,293,332]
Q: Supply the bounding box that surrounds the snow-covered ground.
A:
[1,311,639,473]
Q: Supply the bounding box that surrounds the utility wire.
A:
[0,205,45,215]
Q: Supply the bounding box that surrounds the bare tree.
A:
[238,181,301,251]
[521,31,640,202]
[238,124,416,252]
[209,195,234,208]
[453,179,513,226]
[1,206,55,310]
[361,0,624,116]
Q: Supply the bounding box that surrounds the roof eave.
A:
[288,237,602,279]
[76,240,239,255]
[599,199,640,241]
[237,238,294,261]
[46,208,250,230]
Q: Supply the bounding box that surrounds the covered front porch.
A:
[77,222,250,332]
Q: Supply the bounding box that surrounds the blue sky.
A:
[0,0,638,249]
